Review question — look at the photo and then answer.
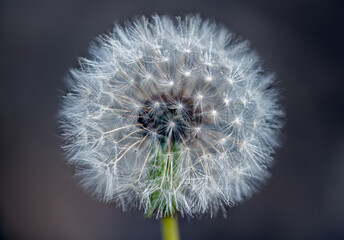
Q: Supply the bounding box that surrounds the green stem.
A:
[161,216,180,240]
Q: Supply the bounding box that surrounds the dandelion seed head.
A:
[59,14,284,218]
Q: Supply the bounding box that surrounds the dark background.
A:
[1,0,344,239]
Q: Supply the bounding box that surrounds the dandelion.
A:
[59,14,284,239]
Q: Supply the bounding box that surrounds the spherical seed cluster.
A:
[59,15,284,218]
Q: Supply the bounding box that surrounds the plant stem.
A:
[161,216,180,240]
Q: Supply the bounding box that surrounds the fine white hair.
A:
[59,14,284,218]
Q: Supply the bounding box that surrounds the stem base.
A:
[161,216,180,240]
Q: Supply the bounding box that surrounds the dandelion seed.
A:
[196,94,203,100]
[205,76,213,82]
[59,14,284,220]
[184,71,191,77]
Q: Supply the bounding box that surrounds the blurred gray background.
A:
[1,0,344,239]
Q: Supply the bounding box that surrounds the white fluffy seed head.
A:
[59,14,284,218]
